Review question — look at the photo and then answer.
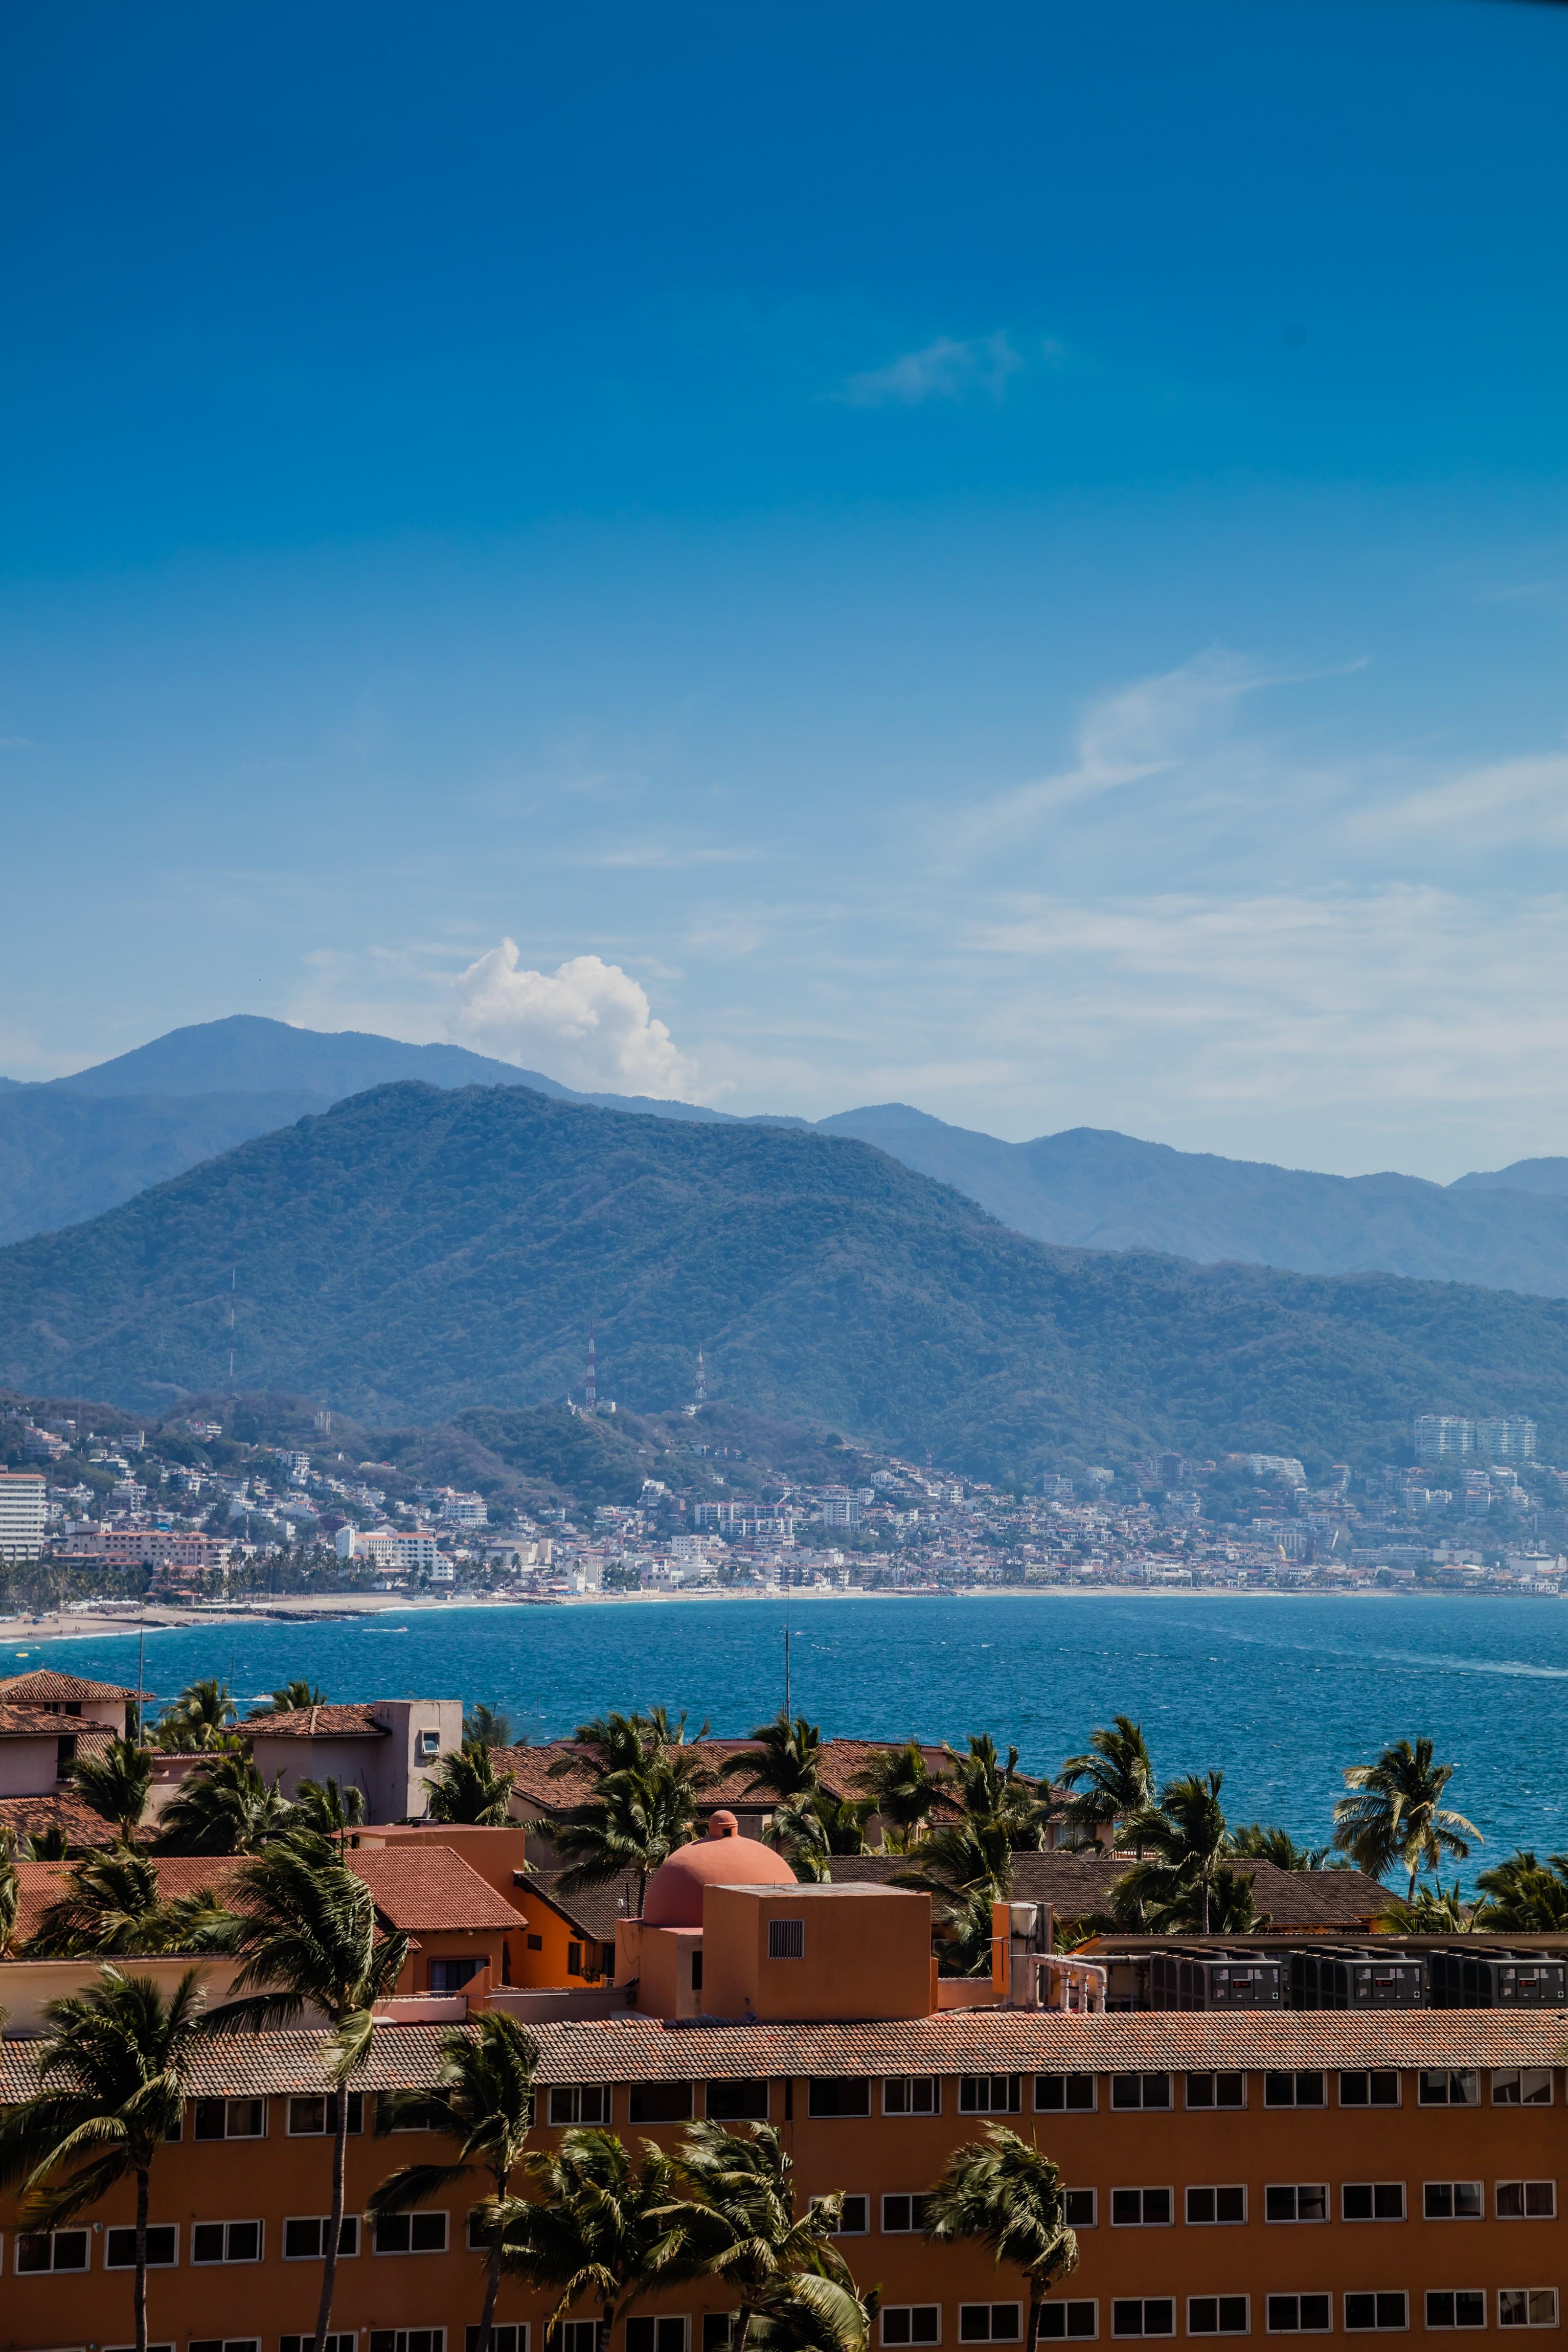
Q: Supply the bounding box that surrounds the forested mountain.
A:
[1,1080,1565,1478]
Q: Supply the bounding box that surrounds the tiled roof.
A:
[500,1738,994,1824]
[524,1866,644,1941]
[0,1704,88,1736]
[516,2009,1568,2084]
[9,1855,247,1945]
[347,1846,524,1931]
[248,1703,391,1740]
[0,1791,119,1848]
[827,1850,1386,1932]
[0,2025,456,2099]
[493,1742,598,1807]
[0,1669,137,1703]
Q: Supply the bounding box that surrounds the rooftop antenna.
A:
[585,1310,598,1415]
[694,1346,707,1412]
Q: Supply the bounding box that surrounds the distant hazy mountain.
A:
[816,1106,1568,1298]
[3,1079,1566,1472]
[6,1016,1568,1295]
[0,1016,732,1245]
[1450,1157,1568,1197]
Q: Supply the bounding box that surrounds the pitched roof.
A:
[497,1737,975,1821]
[9,1854,247,1945]
[0,1669,137,1703]
[0,2024,456,2098]
[826,1849,1386,1932]
[247,1703,390,1740]
[0,1791,120,1849]
[346,1846,524,1932]
[524,1866,644,1942]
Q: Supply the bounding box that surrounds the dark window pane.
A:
[707,2079,768,2121]
[629,2084,694,2124]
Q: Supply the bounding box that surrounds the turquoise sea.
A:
[17,1594,1567,1885]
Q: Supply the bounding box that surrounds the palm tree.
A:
[291,1776,368,1842]
[853,1740,941,1849]
[25,1849,238,1958]
[0,1824,20,1954]
[765,1793,875,1882]
[748,2278,880,2352]
[724,1712,824,1802]
[547,1735,714,1910]
[22,1822,72,1861]
[151,1678,238,1752]
[1473,1850,1568,1931]
[371,2013,540,2352]
[427,1743,516,1826]
[0,1965,207,2352]
[1058,1718,1154,1850]
[1331,1737,1482,1901]
[249,1679,327,1716]
[942,1736,1039,1840]
[677,2120,854,2352]
[1115,1772,1231,1933]
[154,1752,291,1855]
[894,1816,1017,1976]
[68,1735,154,1843]
[1113,1857,1264,1936]
[465,1703,514,1749]
[1377,1881,1475,1932]
[923,2124,1079,2352]
[204,1834,411,2352]
[1230,1824,1338,1872]
[500,2128,692,2352]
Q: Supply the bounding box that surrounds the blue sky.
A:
[3,0,1566,1178]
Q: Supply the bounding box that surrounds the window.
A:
[1426,2184,1484,2221]
[285,2337,356,2352]
[960,2075,1022,2114]
[1344,2295,1408,2332]
[287,2093,363,2135]
[1110,2073,1170,2111]
[419,1729,441,1755]
[626,2321,688,2352]
[549,2328,597,2352]
[708,2079,769,2121]
[1426,2297,1486,2332]
[1188,2301,1249,2338]
[1498,2183,1557,2220]
[194,2096,266,2140]
[768,1917,805,1958]
[1187,2073,1245,2111]
[1499,2293,1559,2330]
[1110,2188,1172,2227]
[704,2323,737,2352]
[105,2225,177,2267]
[887,2076,942,2114]
[371,2334,446,2352]
[1187,2187,1246,2225]
[1111,2302,1174,2339]
[432,1956,488,1992]
[1341,2072,1400,2109]
[628,2084,693,2124]
[191,2220,262,2264]
[1265,2073,1325,2109]
[960,2310,1021,2342]
[16,2228,90,2272]
[878,2192,927,2233]
[1494,2071,1553,2107]
[470,2212,497,2250]
[1342,2184,1405,2222]
[1265,2186,1328,2224]
[189,2340,259,2352]
[374,2210,448,2254]
[882,2312,941,2346]
[1039,2306,1098,2340]
[467,2335,527,2352]
[283,2215,360,2258]
[815,2193,869,2235]
[1421,2072,1479,2108]
[1037,2074,1096,2112]
[1064,2189,1097,2228]
[1265,2300,1331,2336]
[549,2086,610,2125]
[527,1933,544,1950]
[810,2078,871,2117]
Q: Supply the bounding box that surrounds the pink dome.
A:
[642,1812,797,1926]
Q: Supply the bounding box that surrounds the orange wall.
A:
[4,2067,1566,2350]
[703,1884,934,2021]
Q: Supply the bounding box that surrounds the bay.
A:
[18,1593,1567,1884]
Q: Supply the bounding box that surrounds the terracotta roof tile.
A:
[248,1703,390,1740]
[0,1791,119,1849]
[827,1850,1387,1933]
[9,1854,248,1944]
[0,1669,137,1703]
[524,1866,644,1942]
[347,1846,524,1931]
[0,2024,457,2098]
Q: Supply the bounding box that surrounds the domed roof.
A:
[643,1811,797,1927]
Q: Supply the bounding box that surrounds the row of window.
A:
[4,2212,448,2273]
[816,2182,1558,2236]
[878,2297,1563,2343]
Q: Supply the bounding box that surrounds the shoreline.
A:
[3,1581,1554,1648]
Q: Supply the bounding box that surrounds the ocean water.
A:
[16,1593,1567,1884]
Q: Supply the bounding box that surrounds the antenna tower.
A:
[694,1345,707,1411]
[585,1313,598,1413]
[228,1266,236,1398]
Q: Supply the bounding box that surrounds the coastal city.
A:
[2,1391,1564,1617]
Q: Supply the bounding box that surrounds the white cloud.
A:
[840,330,1026,408]
[1350,749,1568,847]
[447,941,703,1100]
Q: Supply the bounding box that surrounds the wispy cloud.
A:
[575,842,765,870]
[1349,748,1568,847]
[839,329,1026,408]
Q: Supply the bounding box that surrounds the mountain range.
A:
[2,1077,1566,1476]
[5,1017,1568,1299]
